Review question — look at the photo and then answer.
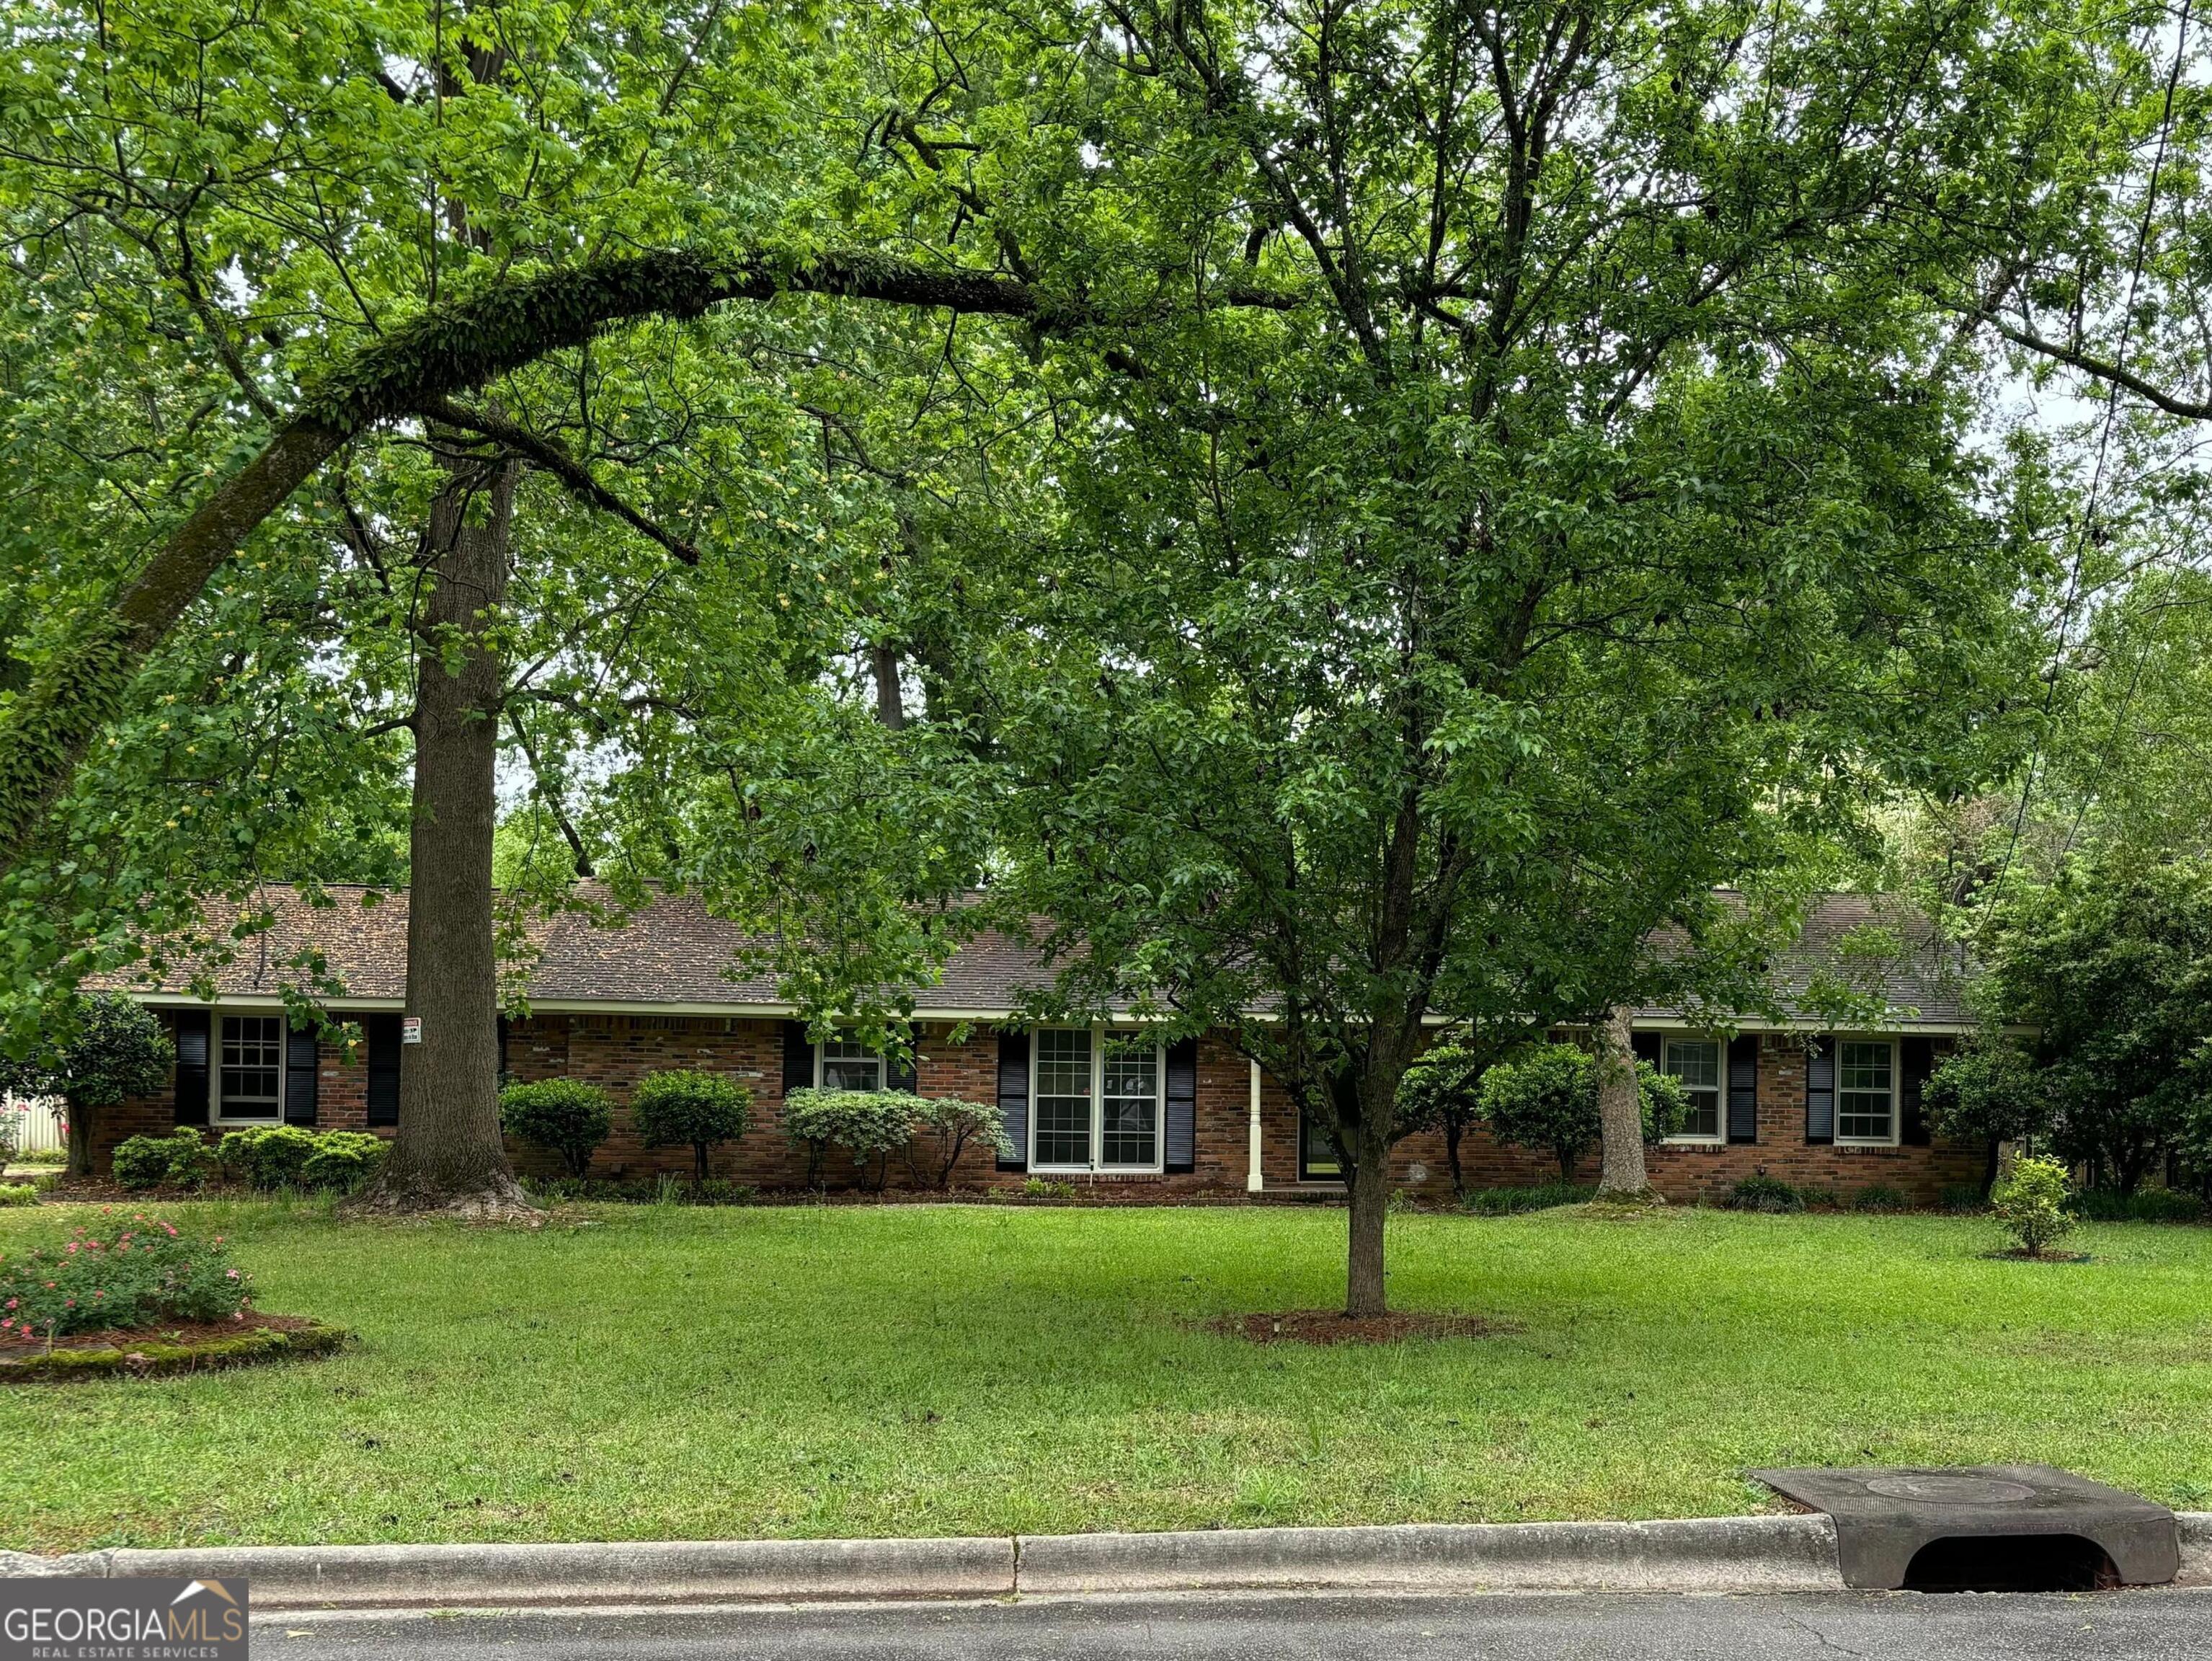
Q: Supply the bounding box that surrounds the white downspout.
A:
[1247,1058,1264,1192]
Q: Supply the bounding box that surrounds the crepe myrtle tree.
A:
[0,993,172,1180]
[963,0,2052,1316]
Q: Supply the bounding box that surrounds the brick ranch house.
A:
[92,887,1990,1203]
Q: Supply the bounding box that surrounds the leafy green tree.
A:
[1924,1041,2053,1195]
[1969,859,2212,1194]
[0,993,171,1179]
[631,1069,753,1184]
[1476,1045,1686,1182]
[942,0,2057,1311]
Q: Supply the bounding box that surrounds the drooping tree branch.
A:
[418,394,703,564]
[1,246,1290,859]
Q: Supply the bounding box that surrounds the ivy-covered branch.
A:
[0,246,1201,861]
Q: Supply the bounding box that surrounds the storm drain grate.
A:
[1751,1464,2179,1591]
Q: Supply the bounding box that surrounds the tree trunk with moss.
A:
[350,450,534,1221]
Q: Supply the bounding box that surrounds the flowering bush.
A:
[0,1213,250,1340]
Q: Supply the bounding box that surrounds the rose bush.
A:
[0,1213,250,1340]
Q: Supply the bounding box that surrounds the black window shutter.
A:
[1630,1029,1661,1067]
[1727,1035,1759,1145]
[365,1014,401,1128]
[1900,1036,1934,1146]
[1805,1037,1835,1145]
[781,1020,814,1097]
[497,1014,510,1084]
[888,1031,919,1095]
[285,1020,319,1125]
[996,1031,1029,1172]
[173,1009,210,1127]
[1164,1037,1198,1173]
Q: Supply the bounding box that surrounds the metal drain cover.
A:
[1753,1464,2178,1590]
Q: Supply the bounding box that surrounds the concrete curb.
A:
[4,1512,2206,1610]
[1014,1515,1845,1595]
[2178,1513,2212,1585]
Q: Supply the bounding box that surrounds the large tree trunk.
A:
[1594,1006,1652,1200]
[351,452,534,1221]
[63,1099,92,1182]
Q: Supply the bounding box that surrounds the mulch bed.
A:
[1209,1308,1517,1346]
[0,1315,348,1382]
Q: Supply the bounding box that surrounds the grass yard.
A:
[4,1198,2211,1551]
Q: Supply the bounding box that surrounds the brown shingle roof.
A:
[97,885,1975,1027]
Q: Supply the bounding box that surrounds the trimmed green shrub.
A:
[0,1215,250,1339]
[782,1087,918,1190]
[111,1129,219,1192]
[1992,1154,2077,1257]
[1852,1184,1907,1213]
[111,1135,179,1191]
[1727,1174,1804,1213]
[2074,1186,2204,1223]
[1461,1182,1592,1215]
[499,1079,614,1179]
[218,1125,315,1189]
[216,1126,383,1192]
[907,1095,1012,1190]
[632,1069,753,1183]
[298,1133,386,1193]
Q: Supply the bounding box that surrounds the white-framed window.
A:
[818,1037,886,1092]
[1836,1039,1898,1145]
[1663,1036,1724,1142]
[217,1013,284,1122]
[1030,1027,1163,1173]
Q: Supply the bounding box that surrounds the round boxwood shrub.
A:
[631,1069,752,1183]
[499,1079,614,1179]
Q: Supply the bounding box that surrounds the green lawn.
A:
[4,1199,2211,1551]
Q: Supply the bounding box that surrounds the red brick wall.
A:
[102,1009,1986,1205]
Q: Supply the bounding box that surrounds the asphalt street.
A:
[254,1586,2212,1660]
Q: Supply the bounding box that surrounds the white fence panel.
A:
[5,1094,64,1155]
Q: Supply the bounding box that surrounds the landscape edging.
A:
[6,1512,2206,1608]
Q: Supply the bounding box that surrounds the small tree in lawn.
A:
[631,1070,752,1185]
[1478,1045,1687,1184]
[1991,1153,2076,1259]
[0,993,172,1179]
[499,1079,615,1180]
